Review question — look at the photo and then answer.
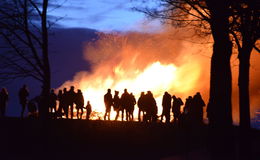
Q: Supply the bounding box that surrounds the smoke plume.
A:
[58,27,260,124]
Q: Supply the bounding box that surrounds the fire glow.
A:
[58,30,208,120]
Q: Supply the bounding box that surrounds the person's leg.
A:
[80,108,83,119]
[126,111,129,121]
[77,109,79,119]
[0,106,3,117]
[107,110,110,120]
[70,104,74,119]
[115,110,119,121]
[64,107,69,119]
[121,109,124,121]
[104,110,107,120]
[166,113,170,123]
[21,104,25,118]
[138,109,141,122]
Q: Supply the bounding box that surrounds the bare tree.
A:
[0,0,51,119]
[229,2,260,159]
[135,0,233,127]
[135,0,260,129]
[229,0,260,130]
[136,1,259,158]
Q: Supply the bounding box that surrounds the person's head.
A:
[147,91,153,96]
[50,89,54,93]
[1,88,8,94]
[87,101,90,104]
[115,91,119,95]
[70,86,75,91]
[58,90,62,94]
[78,89,82,93]
[107,88,111,93]
[63,88,67,92]
[124,89,127,93]
[172,95,176,99]
[141,92,144,96]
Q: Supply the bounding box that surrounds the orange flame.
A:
[58,29,211,120]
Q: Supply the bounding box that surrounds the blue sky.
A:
[49,0,161,32]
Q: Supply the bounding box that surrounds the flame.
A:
[58,29,210,120]
[68,61,200,120]
[57,27,260,124]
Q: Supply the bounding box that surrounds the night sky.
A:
[49,0,160,32]
[3,0,160,117]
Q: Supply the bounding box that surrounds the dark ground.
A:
[0,118,259,160]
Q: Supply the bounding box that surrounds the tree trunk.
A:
[238,6,255,129]
[206,1,234,159]
[206,0,233,128]
[238,42,253,160]
[40,0,51,120]
[238,46,252,129]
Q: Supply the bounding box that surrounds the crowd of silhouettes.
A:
[0,85,206,125]
[103,88,205,125]
[53,86,92,120]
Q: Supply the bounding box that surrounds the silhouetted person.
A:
[56,90,63,118]
[104,89,113,120]
[19,85,29,118]
[128,93,136,121]
[161,92,171,123]
[206,101,213,125]
[0,88,8,117]
[145,91,157,122]
[27,96,41,119]
[85,101,92,120]
[179,96,193,126]
[61,88,69,119]
[172,95,183,123]
[118,101,125,121]
[183,96,192,115]
[75,89,84,119]
[68,86,76,119]
[137,92,146,122]
[49,89,57,117]
[120,89,131,121]
[142,92,149,122]
[113,91,121,121]
[191,92,205,125]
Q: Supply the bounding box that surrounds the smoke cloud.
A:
[58,26,260,124]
